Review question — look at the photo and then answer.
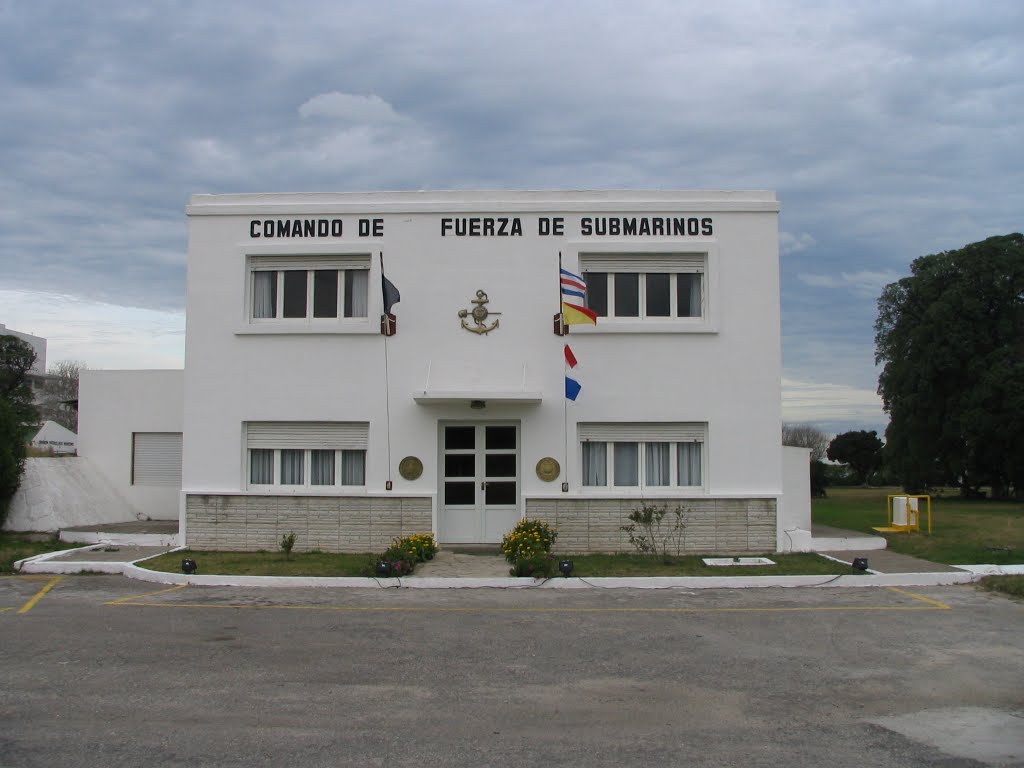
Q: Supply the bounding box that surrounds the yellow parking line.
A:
[886,586,952,609]
[17,576,63,614]
[0,607,13,613]
[105,584,188,605]
[107,602,950,614]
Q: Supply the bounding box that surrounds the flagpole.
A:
[560,252,569,490]
[381,251,393,490]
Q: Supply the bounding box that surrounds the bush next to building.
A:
[0,335,40,527]
[501,518,558,577]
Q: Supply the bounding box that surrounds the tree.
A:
[875,233,1024,498]
[40,360,85,432]
[827,430,883,485]
[781,423,829,462]
[0,335,38,525]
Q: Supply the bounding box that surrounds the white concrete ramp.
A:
[4,457,140,533]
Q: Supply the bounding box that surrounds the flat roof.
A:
[187,190,780,216]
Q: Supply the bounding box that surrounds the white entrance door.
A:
[440,423,520,544]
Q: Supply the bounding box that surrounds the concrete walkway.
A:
[410,550,510,578]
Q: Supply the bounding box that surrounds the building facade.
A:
[172,190,795,553]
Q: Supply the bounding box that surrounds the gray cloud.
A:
[2,0,1022,426]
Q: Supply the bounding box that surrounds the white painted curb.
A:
[17,549,1020,588]
[115,564,982,589]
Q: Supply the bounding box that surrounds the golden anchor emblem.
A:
[458,290,501,335]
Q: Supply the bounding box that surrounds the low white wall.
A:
[4,457,140,532]
[778,446,813,552]
[78,369,184,521]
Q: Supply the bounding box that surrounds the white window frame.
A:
[241,250,375,334]
[565,243,719,334]
[244,422,368,493]
[578,423,706,493]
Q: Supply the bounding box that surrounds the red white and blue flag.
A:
[560,268,587,300]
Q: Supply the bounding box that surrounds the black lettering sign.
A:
[440,217,523,236]
[249,219,344,238]
[538,217,564,236]
[579,216,714,237]
[358,218,385,237]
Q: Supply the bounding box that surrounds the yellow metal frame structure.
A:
[873,494,932,534]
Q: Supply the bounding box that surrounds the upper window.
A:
[579,422,705,490]
[249,255,370,322]
[245,421,369,491]
[580,253,705,320]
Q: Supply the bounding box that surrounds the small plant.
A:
[379,543,416,577]
[501,518,557,577]
[510,552,556,578]
[402,533,438,562]
[620,502,687,559]
[280,532,297,560]
[371,533,436,577]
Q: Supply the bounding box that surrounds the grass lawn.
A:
[141,548,848,577]
[0,534,79,574]
[814,486,1024,565]
[569,552,848,577]
[139,549,378,577]
[978,575,1024,599]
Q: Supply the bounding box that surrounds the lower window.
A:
[582,441,701,488]
[249,448,366,488]
[245,421,369,490]
[579,422,705,489]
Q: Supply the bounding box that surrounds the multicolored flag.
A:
[560,268,587,300]
[559,267,597,326]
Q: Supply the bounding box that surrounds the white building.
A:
[0,323,46,375]
[30,421,77,455]
[79,190,811,553]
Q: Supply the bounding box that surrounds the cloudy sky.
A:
[2,1,1021,436]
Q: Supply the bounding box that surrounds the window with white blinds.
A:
[249,254,371,322]
[245,422,368,489]
[579,252,706,320]
[579,423,705,489]
[132,432,183,486]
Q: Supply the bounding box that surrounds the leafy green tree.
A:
[875,233,1024,498]
[826,430,883,485]
[0,335,39,525]
[0,399,27,525]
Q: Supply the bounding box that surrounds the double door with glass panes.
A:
[440,423,519,543]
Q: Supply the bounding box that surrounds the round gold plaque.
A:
[398,456,423,481]
[535,457,560,482]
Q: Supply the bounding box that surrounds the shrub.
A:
[402,533,438,562]
[372,533,437,577]
[620,502,687,559]
[280,532,296,559]
[510,552,556,578]
[501,518,557,576]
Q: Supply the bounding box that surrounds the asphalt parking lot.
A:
[2,576,1022,768]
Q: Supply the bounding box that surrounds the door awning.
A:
[412,388,542,406]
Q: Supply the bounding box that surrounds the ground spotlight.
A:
[375,560,392,577]
[181,558,198,575]
[558,559,574,577]
[851,557,869,573]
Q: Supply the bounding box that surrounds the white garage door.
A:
[132,432,183,486]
